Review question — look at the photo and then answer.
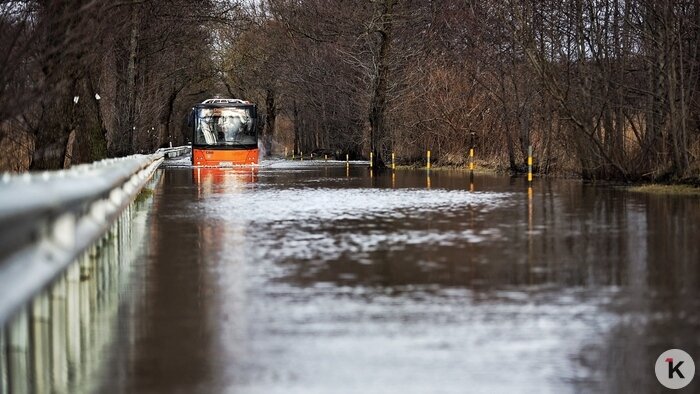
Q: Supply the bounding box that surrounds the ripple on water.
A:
[204,187,513,223]
[200,187,513,265]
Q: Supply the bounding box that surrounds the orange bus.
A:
[190,98,259,166]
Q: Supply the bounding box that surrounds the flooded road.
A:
[94,160,699,393]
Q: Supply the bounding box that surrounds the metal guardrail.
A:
[156,145,191,159]
[0,146,190,325]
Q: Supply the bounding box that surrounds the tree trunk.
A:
[368,0,395,168]
[643,3,666,175]
[293,100,300,155]
[264,88,276,156]
[125,3,140,154]
[163,86,181,147]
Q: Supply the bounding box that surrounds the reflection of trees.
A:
[125,169,215,391]
[197,110,255,146]
[570,192,700,392]
[277,183,642,289]
[270,175,700,392]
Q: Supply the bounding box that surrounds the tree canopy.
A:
[2,0,699,181]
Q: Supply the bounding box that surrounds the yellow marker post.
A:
[427,150,431,170]
[346,153,349,166]
[300,151,303,161]
[325,154,328,162]
[528,185,533,255]
[370,152,373,168]
[527,146,533,183]
[469,148,474,170]
[285,147,288,157]
[391,152,396,170]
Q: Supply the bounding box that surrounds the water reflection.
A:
[196,165,700,391]
[6,163,700,393]
[97,167,258,392]
[193,166,258,191]
[224,166,698,392]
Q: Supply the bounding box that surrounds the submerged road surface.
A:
[90,160,699,393]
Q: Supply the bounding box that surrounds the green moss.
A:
[134,187,154,204]
[627,184,700,195]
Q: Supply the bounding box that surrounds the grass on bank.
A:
[281,156,700,190]
[394,163,498,174]
[626,184,700,195]
[281,155,500,173]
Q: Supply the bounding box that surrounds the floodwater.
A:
[13,159,700,393]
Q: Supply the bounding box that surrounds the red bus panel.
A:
[192,148,259,166]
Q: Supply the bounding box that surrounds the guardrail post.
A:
[50,277,67,389]
[31,293,50,392]
[66,262,80,373]
[0,323,7,393]
[7,308,29,393]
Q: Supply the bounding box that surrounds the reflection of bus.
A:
[192,167,258,194]
[190,98,259,166]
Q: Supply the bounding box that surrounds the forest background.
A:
[1,0,699,182]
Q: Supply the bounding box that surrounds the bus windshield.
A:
[195,107,256,147]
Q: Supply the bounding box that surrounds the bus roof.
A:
[201,98,250,105]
